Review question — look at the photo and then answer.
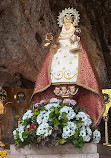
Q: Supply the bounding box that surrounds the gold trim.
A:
[103,116,109,145]
[51,70,78,81]
[60,30,74,34]
[58,37,71,40]
[64,71,78,80]
[70,48,80,53]
[30,83,51,103]
[30,84,51,101]
[51,71,63,80]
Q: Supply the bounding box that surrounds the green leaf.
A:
[49,111,54,118]
[78,142,84,148]
[22,133,28,139]
[72,138,84,148]
[35,109,38,112]
[75,128,80,136]
[33,111,40,117]
[55,108,59,114]
[59,139,66,144]
[62,103,69,106]
[62,122,68,127]
[48,121,53,126]
[53,118,59,126]
[62,112,67,118]
[74,132,78,139]
[62,117,68,123]
[72,140,78,147]
[78,136,84,143]
[77,123,82,128]
[41,107,45,111]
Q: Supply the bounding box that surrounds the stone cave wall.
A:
[0,0,111,88]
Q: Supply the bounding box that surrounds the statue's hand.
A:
[45,33,53,41]
[44,33,54,47]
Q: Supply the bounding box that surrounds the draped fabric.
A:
[31,41,105,127]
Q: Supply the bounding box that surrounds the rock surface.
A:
[0,0,111,88]
[9,143,99,158]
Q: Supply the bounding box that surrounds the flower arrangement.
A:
[13,98,101,148]
[0,147,10,158]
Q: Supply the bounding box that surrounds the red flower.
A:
[29,124,35,130]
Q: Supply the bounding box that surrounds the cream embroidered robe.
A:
[50,24,80,84]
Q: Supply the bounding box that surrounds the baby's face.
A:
[55,87,60,94]
[69,85,76,93]
[61,86,67,94]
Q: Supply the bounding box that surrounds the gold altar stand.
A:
[102,89,111,147]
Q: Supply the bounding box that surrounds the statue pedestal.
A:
[9,143,99,158]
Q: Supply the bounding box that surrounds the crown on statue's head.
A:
[57,7,80,27]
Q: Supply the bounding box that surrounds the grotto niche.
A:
[0,0,111,145]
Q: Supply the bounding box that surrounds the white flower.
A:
[13,128,19,139]
[86,126,92,136]
[93,129,101,137]
[86,117,92,126]
[19,124,25,133]
[79,126,92,142]
[13,129,17,136]
[76,112,92,126]
[45,103,60,110]
[17,124,25,142]
[80,126,86,138]
[22,110,33,121]
[50,98,61,104]
[93,129,101,143]
[37,110,51,124]
[13,125,25,142]
[59,106,76,120]
[62,122,77,139]
[36,123,52,138]
[83,135,91,142]
[26,125,30,128]
[19,133,24,142]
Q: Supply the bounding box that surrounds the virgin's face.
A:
[63,16,72,30]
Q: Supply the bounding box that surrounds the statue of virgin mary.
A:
[31,8,105,127]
